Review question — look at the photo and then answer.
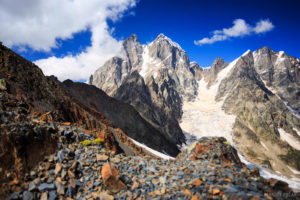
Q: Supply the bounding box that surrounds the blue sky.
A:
[109,0,300,66]
[0,0,299,81]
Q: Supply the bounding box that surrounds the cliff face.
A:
[253,47,300,112]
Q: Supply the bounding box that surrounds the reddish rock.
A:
[190,179,202,187]
[101,162,125,193]
[191,195,198,200]
[185,189,192,196]
[178,166,187,171]
[131,182,139,190]
[212,188,220,195]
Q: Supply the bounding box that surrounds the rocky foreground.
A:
[1,90,299,200]
[4,123,300,200]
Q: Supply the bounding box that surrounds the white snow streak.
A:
[284,102,300,120]
[140,46,151,78]
[130,138,175,160]
[238,153,300,192]
[288,166,300,175]
[276,51,286,63]
[278,128,300,150]
[260,141,268,150]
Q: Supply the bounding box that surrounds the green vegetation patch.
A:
[247,147,257,158]
[93,138,104,145]
[80,140,91,146]
[279,150,300,171]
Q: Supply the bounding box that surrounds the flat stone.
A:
[131,182,139,190]
[28,181,37,192]
[185,189,192,196]
[212,188,220,195]
[40,192,48,200]
[67,185,76,198]
[178,166,187,171]
[96,154,109,161]
[191,196,198,200]
[22,191,33,200]
[61,169,67,179]
[151,179,160,185]
[159,176,166,185]
[7,192,18,200]
[55,181,65,195]
[58,151,64,163]
[54,163,62,175]
[48,191,57,200]
[38,183,55,192]
[67,170,75,178]
[190,179,202,187]
[99,192,114,200]
[30,171,36,177]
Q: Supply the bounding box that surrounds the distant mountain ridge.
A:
[89,34,300,179]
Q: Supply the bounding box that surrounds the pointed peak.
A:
[153,33,182,50]
[255,46,271,54]
[128,34,138,40]
[212,57,226,68]
[212,57,225,64]
[156,33,166,39]
[123,34,140,44]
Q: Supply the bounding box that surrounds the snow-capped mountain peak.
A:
[152,33,183,50]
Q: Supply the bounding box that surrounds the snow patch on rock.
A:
[130,138,175,160]
[260,141,268,150]
[140,46,151,78]
[238,153,300,192]
[278,128,300,150]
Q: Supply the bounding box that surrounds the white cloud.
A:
[0,0,136,81]
[194,19,274,46]
[253,19,274,33]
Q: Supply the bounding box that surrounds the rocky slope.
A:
[6,130,299,200]
[0,43,173,199]
[89,34,300,184]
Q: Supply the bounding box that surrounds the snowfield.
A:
[180,52,241,145]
